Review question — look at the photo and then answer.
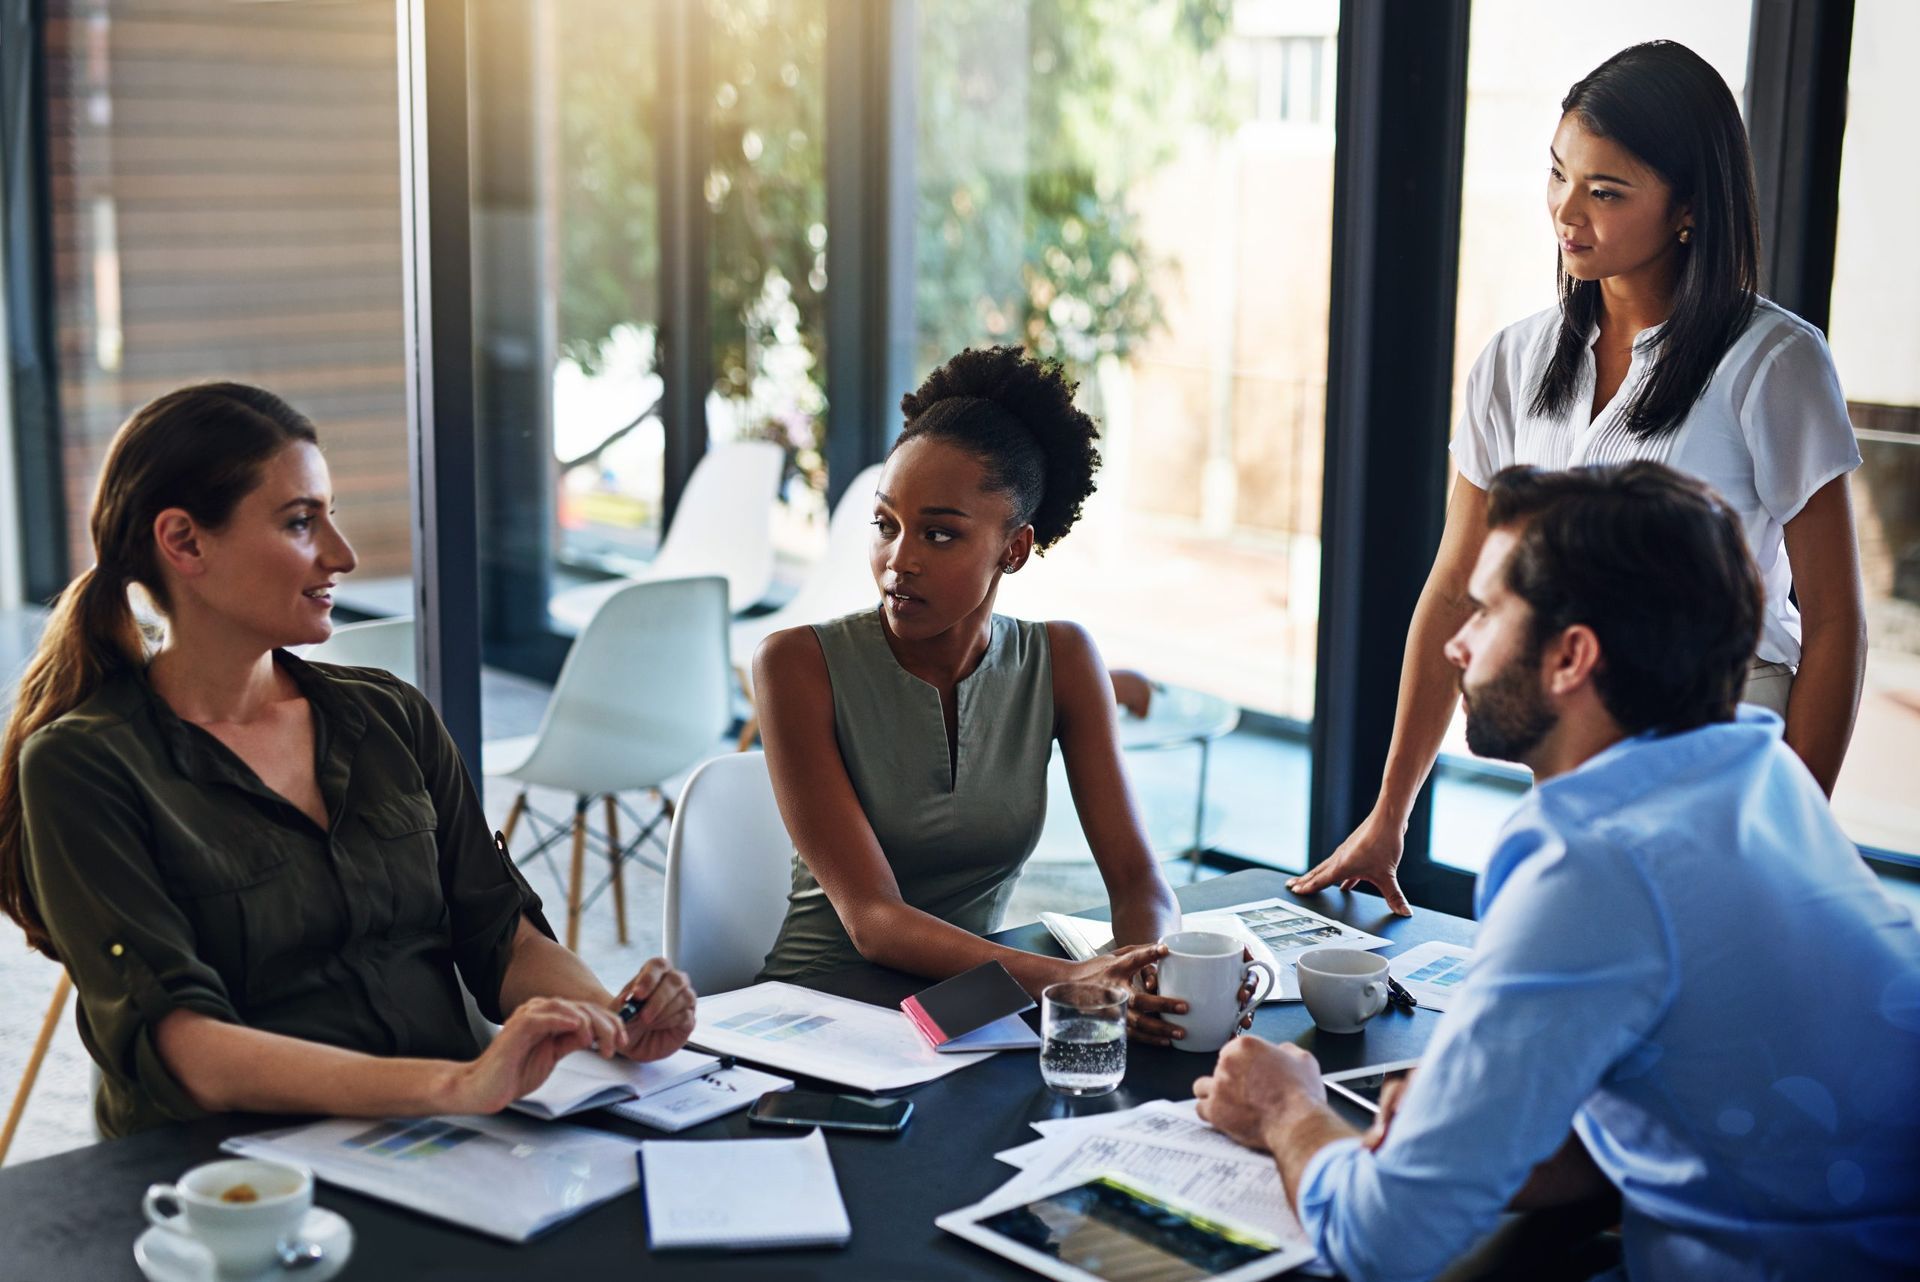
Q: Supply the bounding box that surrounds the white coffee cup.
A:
[1297,948,1390,1034]
[1157,930,1277,1053]
[143,1158,313,1276]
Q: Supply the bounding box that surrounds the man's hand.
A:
[1363,1070,1415,1151]
[611,957,697,1062]
[1194,1037,1328,1153]
[1287,808,1413,917]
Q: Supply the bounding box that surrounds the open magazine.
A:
[1037,898,1389,1002]
[223,1113,640,1242]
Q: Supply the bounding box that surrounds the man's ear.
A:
[1544,624,1604,697]
[151,509,207,579]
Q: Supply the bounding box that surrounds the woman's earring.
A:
[1003,560,1018,573]
[1677,226,1692,245]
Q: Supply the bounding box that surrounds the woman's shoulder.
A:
[1731,296,1832,365]
[19,669,150,786]
[1463,303,1563,395]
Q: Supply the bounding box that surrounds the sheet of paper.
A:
[991,1115,1308,1254]
[692,983,995,1092]
[1386,939,1476,1012]
[641,1128,850,1250]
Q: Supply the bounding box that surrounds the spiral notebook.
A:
[640,1128,851,1251]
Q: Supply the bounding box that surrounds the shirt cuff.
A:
[1296,1135,1368,1249]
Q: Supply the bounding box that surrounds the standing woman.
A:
[754,346,1197,1044]
[0,384,695,1138]
[1293,41,1865,915]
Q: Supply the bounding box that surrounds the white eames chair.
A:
[548,440,784,631]
[730,462,884,748]
[661,751,796,995]
[300,616,416,685]
[485,576,733,951]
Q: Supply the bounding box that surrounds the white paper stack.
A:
[641,1128,851,1251]
[945,1098,1330,1276]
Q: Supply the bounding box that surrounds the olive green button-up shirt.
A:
[19,652,552,1138]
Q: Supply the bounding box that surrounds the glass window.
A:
[43,0,411,604]
[914,0,1334,732]
[1827,0,1920,859]
[1432,5,1752,872]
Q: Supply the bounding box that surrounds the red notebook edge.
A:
[899,995,950,1048]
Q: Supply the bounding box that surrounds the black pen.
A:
[1386,975,1419,1010]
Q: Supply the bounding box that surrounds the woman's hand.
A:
[611,957,698,1062]
[1129,949,1263,1048]
[446,997,614,1114]
[1287,807,1413,917]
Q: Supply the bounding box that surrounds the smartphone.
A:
[747,1090,913,1134]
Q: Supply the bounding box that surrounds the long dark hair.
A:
[0,382,317,959]
[1530,41,1759,439]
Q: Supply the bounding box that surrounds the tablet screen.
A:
[976,1177,1272,1282]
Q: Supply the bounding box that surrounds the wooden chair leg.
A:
[501,790,528,845]
[735,665,759,751]
[566,797,588,953]
[1,972,72,1167]
[606,794,628,946]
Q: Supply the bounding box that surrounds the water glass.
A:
[1040,981,1129,1096]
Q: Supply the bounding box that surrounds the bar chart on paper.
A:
[692,983,997,1091]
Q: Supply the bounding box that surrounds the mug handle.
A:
[143,1183,187,1234]
[1239,961,1278,1015]
[1358,979,1388,1021]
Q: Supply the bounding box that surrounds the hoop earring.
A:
[1677,227,1692,245]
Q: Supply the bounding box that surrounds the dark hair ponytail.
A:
[0,382,316,958]
[896,345,1101,552]
[1530,40,1759,439]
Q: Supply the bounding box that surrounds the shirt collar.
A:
[133,649,366,788]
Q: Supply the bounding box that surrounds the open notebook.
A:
[511,1047,719,1120]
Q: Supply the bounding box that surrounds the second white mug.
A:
[1297,947,1389,1034]
[1157,930,1277,1053]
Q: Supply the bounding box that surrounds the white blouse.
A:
[1452,297,1861,666]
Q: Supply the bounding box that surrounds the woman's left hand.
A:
[1130,951,1261,1048]
[609,957,697,1062]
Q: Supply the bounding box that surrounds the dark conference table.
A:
[4,870,1500,1280]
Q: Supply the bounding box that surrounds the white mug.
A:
[1297,948,1389,1034]
[1157,930,1277,1053]
[143,1158,312,1276]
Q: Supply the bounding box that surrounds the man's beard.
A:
[1462,648,1557,763]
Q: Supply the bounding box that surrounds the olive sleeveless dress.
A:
[757,608,1054,981]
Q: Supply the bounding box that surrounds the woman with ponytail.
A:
[754,346,1201,1045]
[1292,41,1867,916]
[0,384,693,1138]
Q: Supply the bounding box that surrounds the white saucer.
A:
[134,1206,353,1282]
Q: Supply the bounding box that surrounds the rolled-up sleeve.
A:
[19,726,240,1133]
[1293,821,1674,1282]
[402,687,554,1023]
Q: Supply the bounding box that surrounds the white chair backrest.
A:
[731,462,883,665]
[663,751,795,994]
[300,616,416,685]
[650,440,784,612]
[513,576,733,794]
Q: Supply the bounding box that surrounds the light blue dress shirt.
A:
[1297,710,1920,1281]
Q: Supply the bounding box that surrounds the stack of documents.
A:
[940,1099,1330,1276]
[1040,898,1391,1002]
[641,1128,851,1250]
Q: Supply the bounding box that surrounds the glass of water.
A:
[1040,981,1129,1096]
